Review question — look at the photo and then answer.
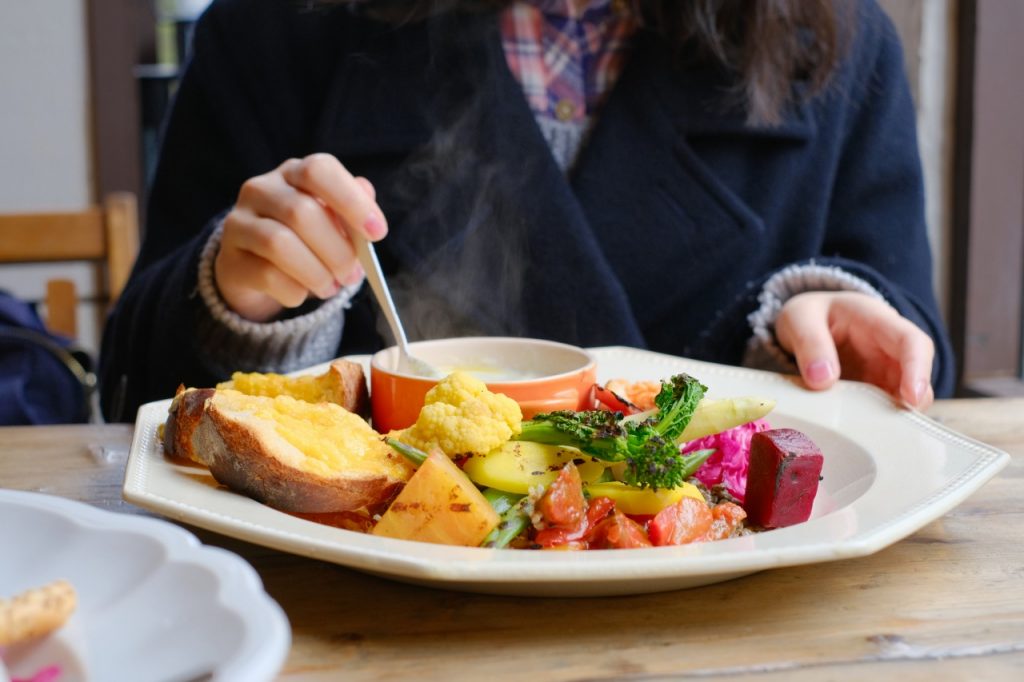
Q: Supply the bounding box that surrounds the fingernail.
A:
[806,360,836,385]
[364,214,386,239]
[913,379,929,405]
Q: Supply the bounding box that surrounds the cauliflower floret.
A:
[398,371,522,457]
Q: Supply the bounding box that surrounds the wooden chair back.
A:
[0,192,140,338]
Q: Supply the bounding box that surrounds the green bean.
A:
[481,488,529,549]
[679,448,715,479]
[385,437,428,466]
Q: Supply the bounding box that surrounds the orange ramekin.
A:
[370,337,597,433]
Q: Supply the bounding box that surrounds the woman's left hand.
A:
[774,291,935,409]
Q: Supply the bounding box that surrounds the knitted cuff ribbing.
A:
[743,262,885,373]
[194,222,362,374]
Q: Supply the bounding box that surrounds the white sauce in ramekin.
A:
[437,362,545,382]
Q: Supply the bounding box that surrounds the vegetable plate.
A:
[123,347,1009,597]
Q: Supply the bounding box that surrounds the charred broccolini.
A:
[515,373,713,490]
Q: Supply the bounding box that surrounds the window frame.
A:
[950,0,1024,396]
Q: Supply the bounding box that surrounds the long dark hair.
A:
[315,0,849,125]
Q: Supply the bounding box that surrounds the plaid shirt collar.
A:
[501,0,640,122]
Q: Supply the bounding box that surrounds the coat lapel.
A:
[571,30,817,352]
[321,10,645,347]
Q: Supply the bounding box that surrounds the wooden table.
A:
[2,398,1023,681]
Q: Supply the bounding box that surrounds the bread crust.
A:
[164,388,406,513]
[328,358,370,417]
[163,386,214,464]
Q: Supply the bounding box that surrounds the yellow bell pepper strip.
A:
[584,480,705,516]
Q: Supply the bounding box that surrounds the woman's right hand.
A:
[214,153,387,321]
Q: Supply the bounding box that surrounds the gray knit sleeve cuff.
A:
[195,222,363,375]
[743,262,885,373]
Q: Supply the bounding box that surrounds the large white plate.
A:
[0,490,290,681]
[123,347,1009,597]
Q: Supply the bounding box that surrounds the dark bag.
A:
[0,291,95,425]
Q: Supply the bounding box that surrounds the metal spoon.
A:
[351,233,440,378]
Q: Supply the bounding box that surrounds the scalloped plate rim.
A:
[0,489,291,681]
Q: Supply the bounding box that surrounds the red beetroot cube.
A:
[744,428,823,529]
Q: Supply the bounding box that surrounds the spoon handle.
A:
[351,233,410,355]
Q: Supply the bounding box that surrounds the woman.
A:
[99,0,952,420]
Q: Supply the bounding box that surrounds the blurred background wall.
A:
[879,0,957,324]
[0,0,100,353]
[0,0,92,212]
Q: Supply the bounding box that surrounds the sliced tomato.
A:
[535,463,586,530]
[705,502,747,541]
[648,496,714,546]
[533,527,576,548]
[589,511,653,549]
[534,496,616,548]
[580,496,616,541]
[592,384,641,415]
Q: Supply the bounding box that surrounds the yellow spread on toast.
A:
[218,370,346,405]
[215,390,410,480]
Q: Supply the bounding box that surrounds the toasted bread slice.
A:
[0,579,77,646]
[164,388,412,513]
[217,358,369,417]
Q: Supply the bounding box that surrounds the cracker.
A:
[0,579,77,646]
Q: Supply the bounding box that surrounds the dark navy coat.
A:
[100,0,954,420]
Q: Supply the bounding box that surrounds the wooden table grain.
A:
[2,398,1022,681]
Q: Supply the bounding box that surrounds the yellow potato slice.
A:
[462,441,607,494]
